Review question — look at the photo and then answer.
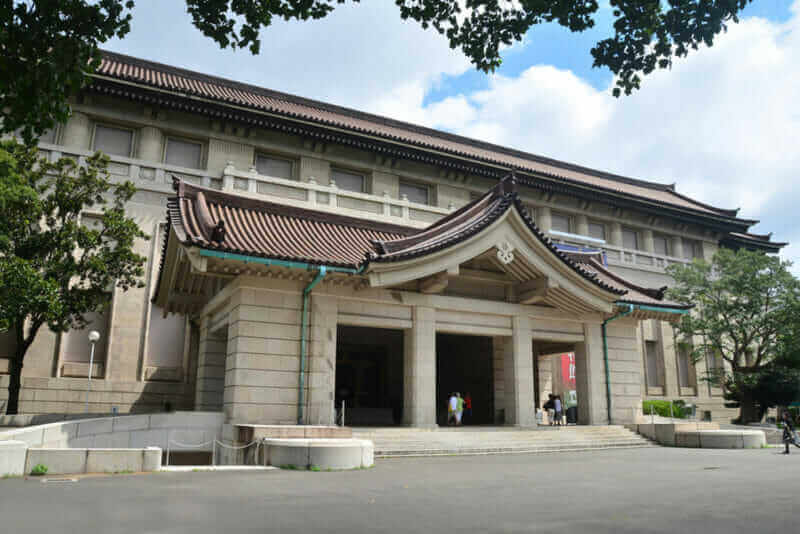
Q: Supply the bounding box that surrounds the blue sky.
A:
[106,1,800,271]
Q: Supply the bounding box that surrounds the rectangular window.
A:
[551,212,571,233]
[622,227,639,250]
[93,125,134,157]
[588,221,606,241]
[255,154,294,180]
[645,340,663,387]
[165,137,203,169]
[399,181,430,205]
[683,239,703,260]
[677,343,694,388]
[653,234,670,256]
[331,168,365,193]
[39,127,57,145]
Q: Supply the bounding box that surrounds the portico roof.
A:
[155,176,689,318]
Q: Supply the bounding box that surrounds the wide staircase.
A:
[352,425,655,458]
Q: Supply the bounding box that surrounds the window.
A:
[653,234,670,256]
[551,212,572,233]
[399,181,430,205]
[677,343,695,388]
[622,227,639,250]
[683,239,703,260]
[39,127,58,145]
[165,137,203,169]
[588,221,606,241]
[93,125,134,157]
[645,340,664,387]
[255,154,294,180]
[331,168,365,193]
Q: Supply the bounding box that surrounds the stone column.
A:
[137,126,164,162]
[195,317,227,412]
[575,214,589,237]
[641,229,655,253]
[536,206,552,233]
[403,306,436,427]
[609,222,623,247]
[61,111,92,150]
[306,295,338,425]
[574,323,608,425]
[670,236,684,259]
[503,316,536,426]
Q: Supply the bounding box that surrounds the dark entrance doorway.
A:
[436,334,494,426]
[336,326,403,426]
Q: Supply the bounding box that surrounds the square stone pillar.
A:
[503,316,536,426]
[574,323,608,425]
[403,306,436,427]
[306,295,338,425]
[194,317,227,412]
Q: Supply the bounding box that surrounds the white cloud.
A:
[394,4,800,269]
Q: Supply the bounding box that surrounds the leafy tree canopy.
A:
[666,248,800,423]
[0,139,147,414]
[2,0,755,142]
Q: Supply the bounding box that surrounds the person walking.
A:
[782,411,800,454]
[447,392,457,426]
[464,393,473,425]
[553,395,563,427]
[455,392,464,426]
[543,394,555,426]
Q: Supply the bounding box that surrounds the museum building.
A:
[0,51,786,426]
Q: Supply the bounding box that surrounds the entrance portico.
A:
[154,175,691,428]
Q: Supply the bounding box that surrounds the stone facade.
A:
[0,55,772,425]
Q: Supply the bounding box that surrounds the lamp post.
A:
[85,330,100,414]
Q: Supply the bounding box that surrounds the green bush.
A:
[30,464,48,476]
[642,400,688,418]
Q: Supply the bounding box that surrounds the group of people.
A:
[447,392,472,425]
[543,394,564,427]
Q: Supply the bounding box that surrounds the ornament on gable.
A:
[496,241,515,265]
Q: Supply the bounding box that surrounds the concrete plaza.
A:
[0,447,797,533]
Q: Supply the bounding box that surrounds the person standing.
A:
[455,392,464,426]
[447,392,457,426]
[782,411,800,454]
[464,392,473,425]
[553,395,563,427]
[543,394,555,426]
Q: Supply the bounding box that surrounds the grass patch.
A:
[113,470,134,475]
[309,465,321,472]
[280,464,299,470]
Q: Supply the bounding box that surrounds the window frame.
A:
[622,226,640,251]
[92,123,135,158]
[653,234,670,257]
[330,167,368,194]
[163,135,205,170]
[550,211,573,234]
[399,180,431,206]
[254,153,296,181]
[587,220,606,241]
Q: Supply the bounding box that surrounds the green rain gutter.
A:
[196,249,362,424]
[601,303,690,424]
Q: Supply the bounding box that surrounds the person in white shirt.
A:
[448,393,457,425]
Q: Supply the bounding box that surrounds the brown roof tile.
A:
[95,51,746,221]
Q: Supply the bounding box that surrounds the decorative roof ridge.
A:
[581,258,693,307]
[667,189,746,221]
[97,50,723,201]
[170,176,417,237]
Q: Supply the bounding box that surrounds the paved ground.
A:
[1,447,798,533]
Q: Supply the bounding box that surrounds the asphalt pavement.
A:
[0,447,797,533]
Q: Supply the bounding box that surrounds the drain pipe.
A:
[602,304,635,425]
[298,267,327,425]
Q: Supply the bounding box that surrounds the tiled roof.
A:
[95,51,746,221]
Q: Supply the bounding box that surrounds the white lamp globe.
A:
[88,330,100,343]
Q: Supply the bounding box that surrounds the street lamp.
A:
[85,330,100,413]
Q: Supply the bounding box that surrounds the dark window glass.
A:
[551,213,571,233]
[622,228,639,250]
[399,182,429,205]
[653,235,669,256]
[255,155,294,180]
[645,340,663,387]
[588,222,606,240]
[165,138,203,169]
[331,169,365,193]
[93,125,133,157]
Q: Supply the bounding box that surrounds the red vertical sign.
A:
[561,353,576,390]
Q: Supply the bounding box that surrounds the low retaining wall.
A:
[0,441,27,476]
[0,411,224,452]
[629,423,720,446]
[25,447,162,475]
[674,430,766,449]
[260,439,374,470]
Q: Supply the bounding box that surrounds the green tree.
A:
[666,248,800,424]
[0,139,147,415]
[1,0,756,141]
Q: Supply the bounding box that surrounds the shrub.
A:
[642,400,688,418]
[30,464,48,476]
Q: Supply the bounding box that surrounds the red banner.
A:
[560,353,576,390]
